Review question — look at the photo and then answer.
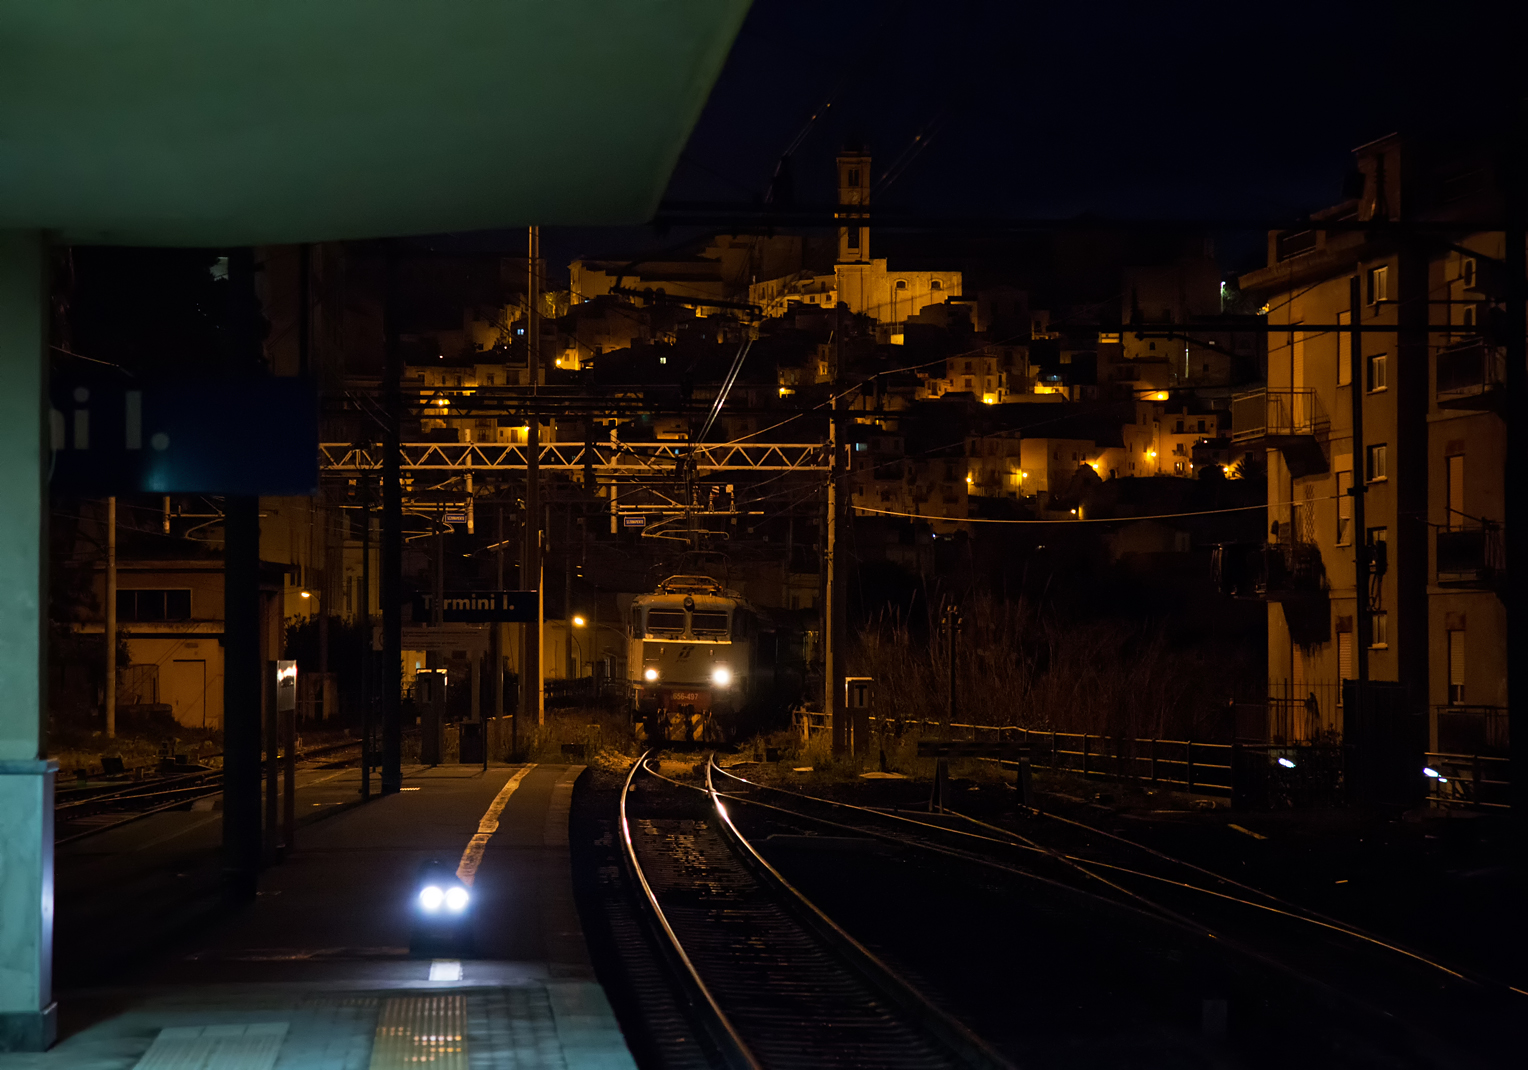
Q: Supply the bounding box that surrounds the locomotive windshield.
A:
[646,609,686,635]
[690,611,729,637]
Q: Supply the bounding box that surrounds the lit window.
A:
[1365,443,1388,482]
[1367,265,1389,304]
[1367,353,1388,392]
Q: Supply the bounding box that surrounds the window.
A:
[1370,611,1389,648]
[1337,310,1352,385]
[846,167,860,187]
[1175,419,1184,432]
[1338,629,1354,682]
[1462,305,1475,331]
[1197,420,1206,432]
[646,609,686,634]
[1336,469,1354,545]
[690,611,729,636]
[1367,265,1389,304]
[1365,443,1387,482]
[117,589,192,622]
[1462,257,1477,290]
[895,279,907,290]
[1446,454,1465,530]
[931,279,943,290]
[1447,630,1466,704]
[846,228,860,251]
[1367,352,1388,392]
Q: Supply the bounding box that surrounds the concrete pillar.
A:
[0,230,57,1051]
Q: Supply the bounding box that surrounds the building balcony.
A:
[1435,339,1505,411]
[1434,705,1508,756]
[1436,524,1505,588]
[1214,540,1326,601]
[1231,387,1328,476]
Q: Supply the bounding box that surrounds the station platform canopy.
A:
[0,1,751,245]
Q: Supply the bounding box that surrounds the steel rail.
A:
[713,763,1488,988]
[618,752,761,1070]
[701,757,1014,1070]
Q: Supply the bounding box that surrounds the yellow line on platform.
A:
[456,765,534,886]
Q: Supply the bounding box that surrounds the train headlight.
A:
[418,885,445,912]
[711,667,732,688]
[444,886,470,912]
[644,668,659,682]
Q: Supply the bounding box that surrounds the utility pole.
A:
[520,226,542,742]
[826,309,847,754]
[1503,118,1527,846]
[104,497,116,739]
[1350,274,1370,701]
[493,503,504,727]
[360,489,371,801]
[221,247,264,899]
[943,601,962,734]
[380,254,403,794]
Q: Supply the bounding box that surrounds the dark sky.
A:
[531,0,1517,274]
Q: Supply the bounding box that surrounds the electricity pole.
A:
[381,254,403,794]
[105,497,116,739]
[1350,274,1370,700]
[1504,122,1527,845]
[520,226,542,741]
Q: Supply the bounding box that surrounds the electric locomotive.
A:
[627,575,767,742]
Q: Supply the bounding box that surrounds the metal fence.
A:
[1423,752,1510,810]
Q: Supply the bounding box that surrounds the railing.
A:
[1424,752,1510,809]
[1231,387,1325,443]
[1435,339,1505,406]
[1436,524,1504,586]
[867,717,1233,794]
[1435,705,1509,755]
[1256,540,1326,600]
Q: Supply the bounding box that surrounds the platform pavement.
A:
[1,764,638,1069]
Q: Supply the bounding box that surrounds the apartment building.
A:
[1237,132,1508,751]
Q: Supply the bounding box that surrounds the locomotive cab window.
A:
[690,611,729,637]
[646,609,686,635]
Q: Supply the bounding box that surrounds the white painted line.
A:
[428,959,462,981]
[456,765,534,886]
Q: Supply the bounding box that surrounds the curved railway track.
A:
[54,738,362,845]
[618,752,1012,1070]
[709,760,1522,1067]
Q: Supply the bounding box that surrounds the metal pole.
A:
[492,503,504,762]
[520,226,541,744]
[826,410,842,753]
[1349,274,1370,697]
[1504,122,1528,844]
[282,706,295,849]
[265,659,278,854]
[222,495,262,896]
[222,248,265,894]
[360,493,371,801]
[105,497,116,739]
[381,255,403,794]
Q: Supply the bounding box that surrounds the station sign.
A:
[49,373,318,495]
[413,590,538,623]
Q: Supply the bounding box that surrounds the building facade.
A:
[1238,133,1508,750]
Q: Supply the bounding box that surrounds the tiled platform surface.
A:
[0,979,633,1070]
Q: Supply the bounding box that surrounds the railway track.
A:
[54,738,362,845]
[619,752,1012,1070]
[709,761,1522,1067]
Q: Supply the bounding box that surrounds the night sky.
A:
[538,0,1519,274]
